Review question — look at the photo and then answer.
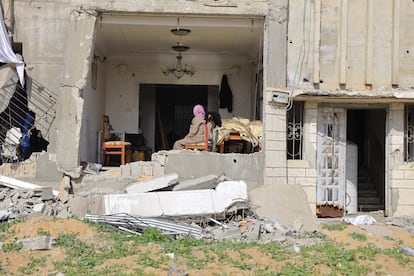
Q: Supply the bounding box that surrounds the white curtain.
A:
[0,5,24,86]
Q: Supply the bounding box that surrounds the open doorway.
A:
[347,109,386,212]
[139,84,219,152]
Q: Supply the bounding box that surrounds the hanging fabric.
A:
[219,74,233,112]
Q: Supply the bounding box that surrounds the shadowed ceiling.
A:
[95,14,264,61]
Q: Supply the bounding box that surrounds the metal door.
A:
[316,108,346,217]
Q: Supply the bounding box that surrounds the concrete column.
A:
[386,103,404,216]
[303,101,317,168]
[55,12,96,174]
[1,0,13,32]
[263,0,288,185]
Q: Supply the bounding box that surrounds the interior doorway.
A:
[139,84,219,152]
[347,109,386,213]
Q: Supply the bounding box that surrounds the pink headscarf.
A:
[193,104,205,119]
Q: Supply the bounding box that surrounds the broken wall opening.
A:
[84,13,264,164]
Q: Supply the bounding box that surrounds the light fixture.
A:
[162,18,195,79]
[171,41,189,52]
[170,17,191,36]
[161,52,195,79]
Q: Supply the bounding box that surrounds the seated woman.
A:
[173,104,206,150]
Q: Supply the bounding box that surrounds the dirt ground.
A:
[1,215,414,275]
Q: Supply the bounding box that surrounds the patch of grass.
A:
[357,243,380,261]
[322,223,347,231]
[96,264,130,275]
[384,246,411,266]
[139,227,168,243]
[0,216,402,275]
[2,240,23,252]
[17,256,46,275]
[37,228,50,236]
[302,241,370,275]
[54,233,104,274]
[348,232,367,241]
[136,250,166,268]
[0,219,22,242]
[261,242,291,261]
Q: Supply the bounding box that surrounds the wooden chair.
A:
[184,114,211,151]
[102,115,131,165]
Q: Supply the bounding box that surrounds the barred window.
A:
[404,105,414,161]
[286,101,304,160]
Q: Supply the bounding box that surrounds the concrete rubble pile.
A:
[79,170,319,243]
[0,185,69,221]
[0,161,319,243]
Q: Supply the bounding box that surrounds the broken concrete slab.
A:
[172,174,218,191]
[34,187,54,201]
[124,173,178,193]
[67,195,104,219]
[16,236,54,250]
[360,225,393,238]
[0,175,58,196]
[33,203,45,213]
[0,209,10,221]
[103,181,248,217]
[249,184,318,232]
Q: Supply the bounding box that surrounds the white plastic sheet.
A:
[342,215,377,225]
[0,5,24,86]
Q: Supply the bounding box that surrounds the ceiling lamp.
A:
[171,41,189,52]
[161,52,195,79]
[170,17,191,36]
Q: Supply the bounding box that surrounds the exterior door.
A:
[316,107,346,217]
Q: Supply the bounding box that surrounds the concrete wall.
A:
[386,103,414,216]
[104,54,256,133]
[262,0,289,186]
[161,151,264,192]
[287,160,317,214]
[79,51,107,163]
[287,0,414,90]
[285,0,414,217]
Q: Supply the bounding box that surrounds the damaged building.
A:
[0,0,414,222]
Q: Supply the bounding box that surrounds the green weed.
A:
[17,256,46,275]
[322,223,347,231]
[2,240,23,252]
[348,232,367,241]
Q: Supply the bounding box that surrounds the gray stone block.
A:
[17,236,54,250]
[130,162,143,177]
[33,203,45,213]
[173,175,218,191]
[120,163,131,177]
[143,165,153,176]
[249,184,318,232]
[152,163,164,177]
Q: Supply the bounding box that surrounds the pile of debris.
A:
[0,185,69,221]
[79,172,318,242]
[0,170,319,243]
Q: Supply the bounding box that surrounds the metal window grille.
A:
[0,76,57,163]
[405,105,414,162]
[287,101,304,160]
